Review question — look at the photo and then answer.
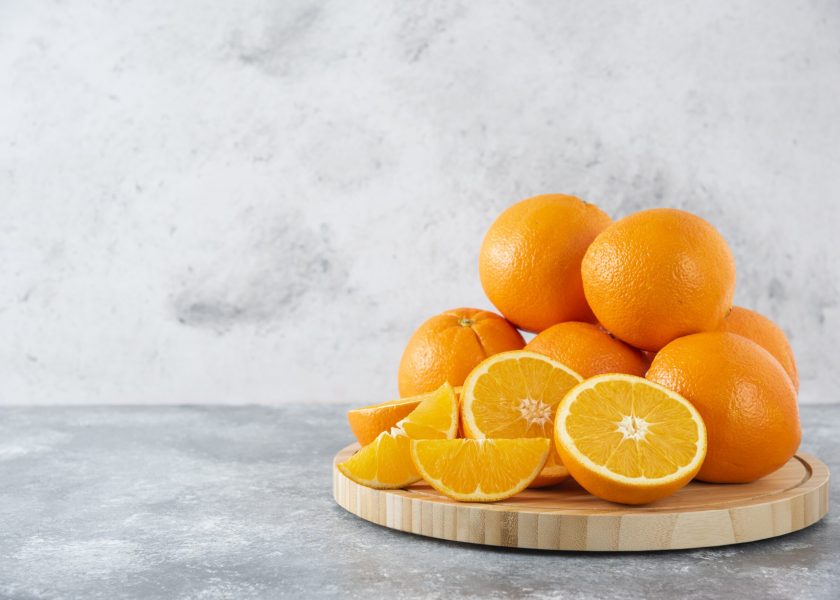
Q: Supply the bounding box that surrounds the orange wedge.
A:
[347,387,462,446]
[461,350,583,440]
[554,374,707,505]
[337,383,459,489]
[410,438,550,502]
[348,397,425,446]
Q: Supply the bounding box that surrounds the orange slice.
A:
[554,374,707,505]
[337,383,459,489]
[410,438,550,502]
[348,387,463,446]
[461,350,583,440]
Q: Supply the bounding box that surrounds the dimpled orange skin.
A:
[646,332,800,483]
[398,308,525,397]
[525,321,647,378]
[581,208,736,351]
[716,306,799,391]
[479,195,612,333]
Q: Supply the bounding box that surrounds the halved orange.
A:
[410,438,550,502]
[337,383,459,489]
[461,350,583,440]
[554,374,707,505]
[347,387,463,446]
[529,448,570,488]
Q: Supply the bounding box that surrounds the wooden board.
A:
[332,444,829,551]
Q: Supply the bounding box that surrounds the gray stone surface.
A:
[0,404,836,600]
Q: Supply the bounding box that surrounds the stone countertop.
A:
[0,405,836,600]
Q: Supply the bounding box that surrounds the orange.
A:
[347,387,463,446]
[529,448,570,488]
[460,350,583,441]
[337,432,419,489]
[347,396,426,446]
[479,194,612,332]
[525,321,647,378]
[716,306,799,390]
[397,383,460,440]
[398,308,524,397]
[337,383,459,489]
[646,332,800,483]
[581,208,736,351]
[410,438,550,502]
[555,374,707,505]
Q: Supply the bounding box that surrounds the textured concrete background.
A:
[1,1,838,405]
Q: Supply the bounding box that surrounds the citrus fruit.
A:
[525,321,647,378]
[397,383,460,439]
[716,306,799,390]
[337,432,419,489]
[554,374,707,505]
[460,350,583,441]
[398,308,525,397]
[529,448,571,488]
[581,208,736,351]
[410,438,550,502]
[478,194,612,332]
[337,383,459,489]
[646,332,800,483]
[347,386,464,446]
[347,396,425,446]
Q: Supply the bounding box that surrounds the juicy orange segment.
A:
[337,432,418,488]
[410,438,550,502]
[346,386,463,446]
[338,383,459,489]
[555,374,707,505]
[461,351,583,440]
[397,384,459,439]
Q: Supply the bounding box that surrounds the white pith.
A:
[555,374,707,486]
[617,414,650,441]
[518,397,553,427]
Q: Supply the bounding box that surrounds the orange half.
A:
[554,374,707,504]
[529,448,570,488]
[461,350,583,440]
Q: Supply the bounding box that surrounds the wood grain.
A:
[332,444,830,551]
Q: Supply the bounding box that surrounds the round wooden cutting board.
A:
[333,444,829,551]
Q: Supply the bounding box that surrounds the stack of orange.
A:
[340,194,801,505]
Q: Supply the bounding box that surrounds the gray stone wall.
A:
[1,1,837,404]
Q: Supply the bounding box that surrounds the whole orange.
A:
[581,208,736,351]
[646,332,800,483]
[716,306,799,391]
[525,321,647,378]
[398,308,525,397]
[479,194,612,332]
